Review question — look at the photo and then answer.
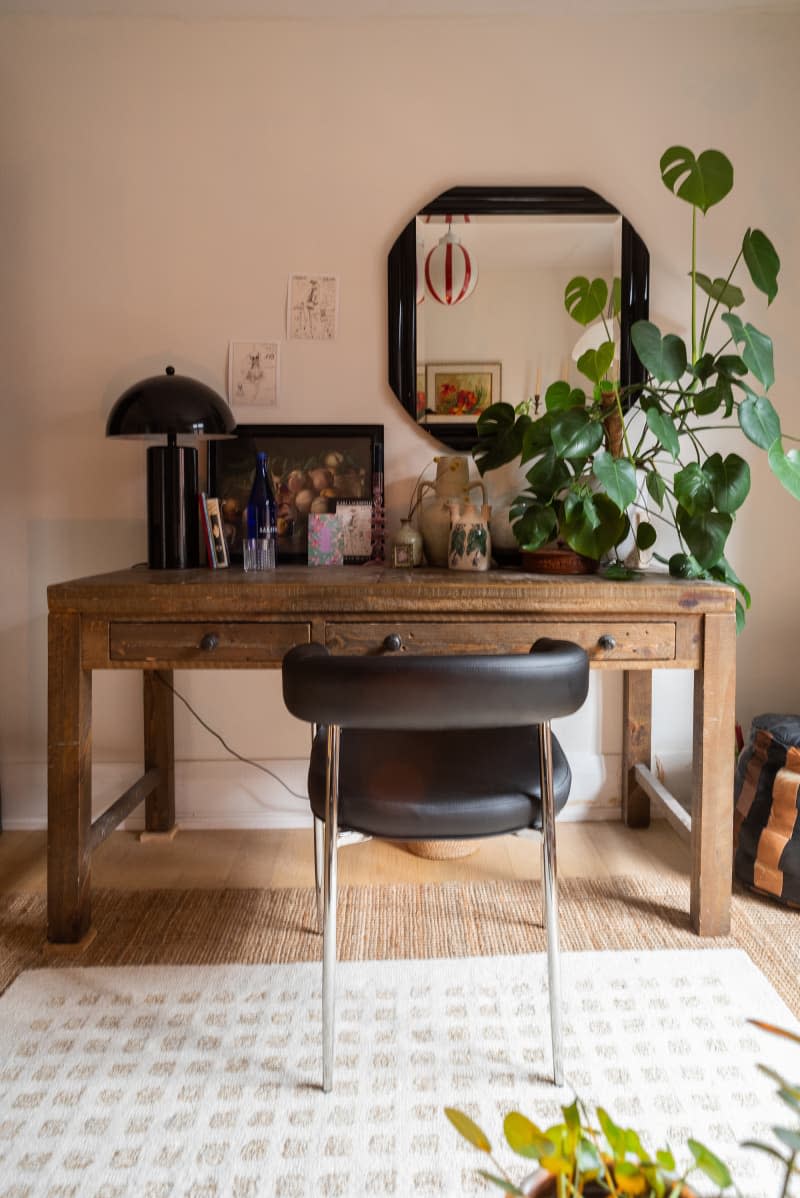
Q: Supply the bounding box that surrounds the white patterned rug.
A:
[0,949,796,1198]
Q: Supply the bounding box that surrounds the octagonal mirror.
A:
[388,186,650,451]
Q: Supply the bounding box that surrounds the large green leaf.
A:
[503,1112,553,1161]
[743,227,780,305]
[564,276,608,325]
[544,381,586,412]
[692,384,723,416]
[561,493,628,559]
[669,552,706,580]
[550,409,604,460]
[645,407,680,459]
[688,1140,733,1188]
[525,448,571,500]
[674,462,713,515]
[520,413,555,464]
[722,312,775,390]
[716,353,747,377]
[593,450,637,513]
[739,395,781,449]
[660,146,733,213]
[444,1108,491,1153]
[511,500,558,550]
[636,521,657,550]
[473,403,528,475]
[768,440,800,501]
[694,271,744,309]
[677,508,732,568]
[709,556,751,610]
[646,471,667,508]
[631,321,687,382]
[704,452,750,513]
[576,340,615,385]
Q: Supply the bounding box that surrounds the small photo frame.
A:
[392,542,414,568]
[423,361,501,422]
[338,499,373,564]
[199,494,229,568]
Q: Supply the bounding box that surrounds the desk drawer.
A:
[325,620,676,664]
[109,621,310,665]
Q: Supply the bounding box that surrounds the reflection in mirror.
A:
[388,188,649,452]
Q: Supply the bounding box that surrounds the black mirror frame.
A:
[388,185,650,452]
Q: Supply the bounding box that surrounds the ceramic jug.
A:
[414,455,487,567]
[448,500,492,571]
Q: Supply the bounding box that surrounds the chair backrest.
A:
[282,638,589,731]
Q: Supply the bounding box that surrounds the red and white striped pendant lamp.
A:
[424,229,478,306]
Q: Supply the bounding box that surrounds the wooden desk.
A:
[47,566,736,944]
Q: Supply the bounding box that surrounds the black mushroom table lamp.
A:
[106,365,236,569]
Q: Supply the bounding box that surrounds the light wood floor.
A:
[0,820,689,895]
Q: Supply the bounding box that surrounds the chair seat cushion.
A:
[307,725,571,839]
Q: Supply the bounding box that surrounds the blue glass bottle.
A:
[244,451,277,570]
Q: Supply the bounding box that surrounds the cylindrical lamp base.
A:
[146,444,200,569]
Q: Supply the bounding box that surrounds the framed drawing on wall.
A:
[423,361,501,422]
[208,423,383,564]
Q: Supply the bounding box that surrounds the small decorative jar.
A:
[391,518,424,567]
[448,501,492,571]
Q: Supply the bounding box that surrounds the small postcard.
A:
[229,341,279,408]
[338,499,373,563]
[308,513,344,566]
[288,274,339,341]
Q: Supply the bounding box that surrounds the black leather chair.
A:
[282,638,590,1092]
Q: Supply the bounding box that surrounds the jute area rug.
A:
[1,875,798,1015]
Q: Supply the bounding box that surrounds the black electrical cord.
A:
[154,671,308,801]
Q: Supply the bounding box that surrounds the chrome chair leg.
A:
[313,816,324,933]
[322,724,341,1093]
[539,720,564,1086]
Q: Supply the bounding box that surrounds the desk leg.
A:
[144,670,175,833]
[47,612,92,943]
[691,612,736,936]
[622,670,652,827]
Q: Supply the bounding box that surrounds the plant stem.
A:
[691,204,697,365]
[780,1152,797,1198]
[700,249,744,350]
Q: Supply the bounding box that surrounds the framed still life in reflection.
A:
[423,361,501,422]
[208,423,383,564]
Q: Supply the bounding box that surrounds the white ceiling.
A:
[0,0,798,15]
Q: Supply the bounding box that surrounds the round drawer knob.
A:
[597,633,616,651]
[383,633,403,652]
[200,633,219,652]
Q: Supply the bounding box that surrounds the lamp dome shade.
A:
[106,365,236,439]
[425,230,477,306]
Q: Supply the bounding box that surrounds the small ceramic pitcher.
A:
[448,501,492,571]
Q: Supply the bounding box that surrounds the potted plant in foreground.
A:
[445,1019,800,1196]
[473,144,800,629]
[445,1100,731,1197]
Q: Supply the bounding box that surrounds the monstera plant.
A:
[473,145,800,629]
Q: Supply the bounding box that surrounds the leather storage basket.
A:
[734,713,800,907]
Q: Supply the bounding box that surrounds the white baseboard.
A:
[0,749,688,831]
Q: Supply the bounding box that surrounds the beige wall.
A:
[1,10,798,826]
